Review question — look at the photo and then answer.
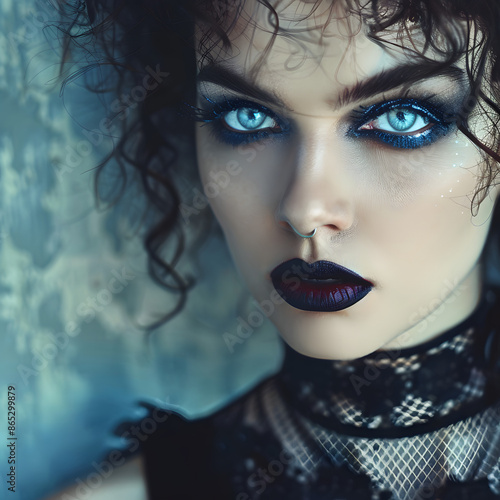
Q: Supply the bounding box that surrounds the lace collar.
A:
[277,287,500,436]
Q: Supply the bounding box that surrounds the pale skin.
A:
[195,0,500,360]
[48,1,500,498]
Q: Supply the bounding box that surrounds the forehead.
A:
[193,0,462,113]
[194,0,452,107]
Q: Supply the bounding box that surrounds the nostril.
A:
[288,223,317,238]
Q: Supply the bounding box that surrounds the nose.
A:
[275,131,356,237]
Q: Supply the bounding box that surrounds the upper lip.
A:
[270,258,373,286]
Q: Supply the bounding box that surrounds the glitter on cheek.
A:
[345,133,481,211]
[451,138,470,168]
[353,144,446,208]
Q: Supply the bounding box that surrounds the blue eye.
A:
[188,95,288,146]
[224,108,277,131]
[186,94,451,149]
[349,98,452,149]
[379,108,427,132]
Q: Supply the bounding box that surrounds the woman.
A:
[50,0,500,498]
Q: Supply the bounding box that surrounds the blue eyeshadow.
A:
[187,94,454,149]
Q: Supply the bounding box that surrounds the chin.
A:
[275,319,389,361]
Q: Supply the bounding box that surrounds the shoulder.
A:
[133,373,277,447]
[133,402,220,467]
[44,456,147,500]
[44,409,214,500]
[134,378,269,458]
[47,376,278,500]
[131,376,278,499]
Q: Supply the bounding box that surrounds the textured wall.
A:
[0,2,282,499]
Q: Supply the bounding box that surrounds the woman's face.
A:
[194,0,499,360]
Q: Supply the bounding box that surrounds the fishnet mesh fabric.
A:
[262,380,500,499]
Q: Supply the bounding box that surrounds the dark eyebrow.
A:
[337,62,466,108]
[197,62,466,111]
[197,64,287,108]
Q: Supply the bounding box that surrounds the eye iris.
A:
[236,108,266,130]
[387,108,419,132]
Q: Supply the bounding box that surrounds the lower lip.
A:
[272,278,372,312]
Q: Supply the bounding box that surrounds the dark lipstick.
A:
[270,258,373,312]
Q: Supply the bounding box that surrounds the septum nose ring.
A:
[289,223,317,239]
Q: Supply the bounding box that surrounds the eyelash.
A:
[182,95,290,146]
[348,98,452,149]
[182,94,453,149]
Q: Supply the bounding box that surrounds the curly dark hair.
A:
[54,0,500,332]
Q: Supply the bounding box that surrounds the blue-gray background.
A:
[0,1,283,499]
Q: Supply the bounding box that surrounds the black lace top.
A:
[116,286,500,500]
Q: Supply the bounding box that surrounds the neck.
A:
[277,282,498,436]
[382,261,484,350]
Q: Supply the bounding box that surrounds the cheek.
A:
[195,124,283,220]
[194,127,272,259]
[355,132,494,244]
[349,133,476,207]
[359,140,495,285]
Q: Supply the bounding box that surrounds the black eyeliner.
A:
[184,93,291,146]
[347,97,455,149]
[187,91,458,149]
